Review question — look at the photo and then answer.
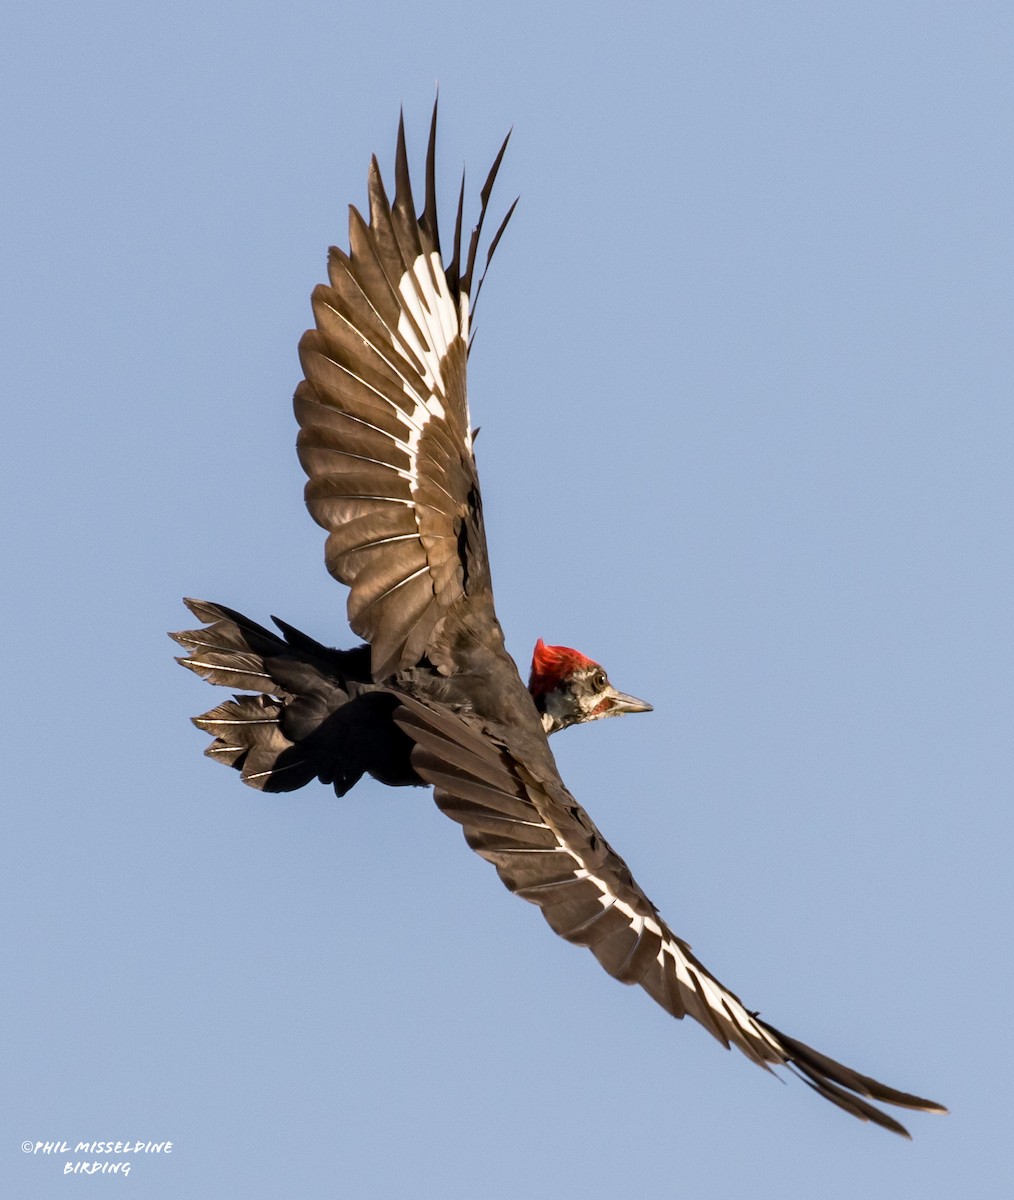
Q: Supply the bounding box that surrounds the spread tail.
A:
[171,598,411,795]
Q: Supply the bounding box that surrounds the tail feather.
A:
[172,599,351,792]
[191,693,320,792]
[172,599,415,795]
[172,599,291,693]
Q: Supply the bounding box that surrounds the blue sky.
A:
[4,2,1011,1196]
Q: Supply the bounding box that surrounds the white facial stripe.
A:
[552,820,781,1051]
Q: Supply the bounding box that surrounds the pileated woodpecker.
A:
[173,106,945,1137]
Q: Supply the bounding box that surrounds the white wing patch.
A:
[397,252,459,417]
[564,845,782,1050]
[394,252,474,497]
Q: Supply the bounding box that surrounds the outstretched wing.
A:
[393,697,946,1138]
[295,104,517,679]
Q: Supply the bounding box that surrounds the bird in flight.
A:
[173,104,945,1137]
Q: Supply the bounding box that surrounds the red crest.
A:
[528,638,596,696]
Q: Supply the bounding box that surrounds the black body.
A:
[173,107,945,1137]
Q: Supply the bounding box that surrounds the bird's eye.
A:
[592,670,607,690]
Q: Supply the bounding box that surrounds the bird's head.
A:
[528,638,653,735]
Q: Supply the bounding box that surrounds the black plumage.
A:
[172,104,945,1136]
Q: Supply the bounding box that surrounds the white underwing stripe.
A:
[313,290,452,455]
[397,703,785,1060]
[379,255,463,550]
[427,253,459,350]
[396,252,474,460]
[397,251,454,396]
[398,253,453,403]
[458,294,471,344]
[558,826,781,1049]
[311,248,476,632]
